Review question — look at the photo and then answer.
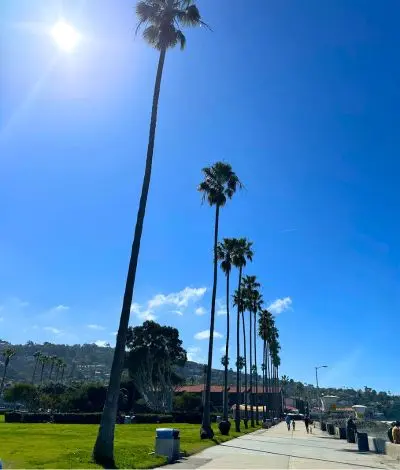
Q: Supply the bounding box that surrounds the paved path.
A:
[166,422,399,469]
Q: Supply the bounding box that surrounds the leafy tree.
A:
[231,239,253,432]
[125,321,186,413]
[198,162,242,439]
[93,1,205,466]
[0,347,16,394]
[173,392,202,412]
[4,383,39,410]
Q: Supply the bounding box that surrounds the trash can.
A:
[356,432,369,452]
[347,428,356,443]
[321,422,327,432]
[155,428,180,462]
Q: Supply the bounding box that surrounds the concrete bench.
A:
[386,442,400,460]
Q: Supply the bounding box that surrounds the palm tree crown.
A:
[136,0,205,51]
[198,162,242,207]
[217,238,238,275]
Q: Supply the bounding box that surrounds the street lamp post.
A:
[315,365,327,423]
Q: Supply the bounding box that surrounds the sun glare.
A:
[51,21,80,53]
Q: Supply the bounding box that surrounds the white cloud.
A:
[87,324,105,330]
[130,302,156,321]
[44,326,62,334]
[216,298,227,316]
[53,304,69,312]
[94,340,110,348]
[131,286,206,322]
[148,287,207,309]
[268,297,292,314]
[187,346,206,363]
[171,310,183,316]
[194,330,223,340]
[195,306,206,316]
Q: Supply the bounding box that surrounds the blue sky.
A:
[1,0,400,394]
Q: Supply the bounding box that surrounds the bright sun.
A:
[51,21,80,52]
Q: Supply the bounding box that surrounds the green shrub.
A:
[133,414,173,423]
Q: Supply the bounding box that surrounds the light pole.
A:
[315,365,327,423]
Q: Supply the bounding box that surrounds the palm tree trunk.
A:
[262,340,266,420]
[241,311,248,428]
[265,344,270,417]
[49,364,54,381]
[249,311,254,427]
[31,360,38,384]
[201,204,220,439]
[235,266,243,433]
[40,363,45,384]
[254,312,259,425]
[61,367,65,383]
[93,47,167,465]
[223,270,230,421]
[0,364,8,394]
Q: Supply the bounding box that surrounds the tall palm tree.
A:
[217,237,238,424]
[241,275,261,427]
[252,290,263,425]
[231,238,253,432]
[39,354,49,384]
[60,360,67,383]
[198,162,242,439]
[269,328,280,417]
[235,356,245,421]
[93,2,205,464]
[281,374,290,409]
[55,358,63,382]
[48,355,58,381]
[0,348,16,394]
[220,355,229,419]
[259,309,273,417]
[31,351,42,384]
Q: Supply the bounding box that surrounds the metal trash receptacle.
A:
[356,432,369,452]
[155,428,180,462]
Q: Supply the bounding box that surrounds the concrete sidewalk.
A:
[165,422,399,469]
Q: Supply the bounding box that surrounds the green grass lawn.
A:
[0,419,260,469]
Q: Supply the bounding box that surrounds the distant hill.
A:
[1,339,399,420]
[0,339,236,385]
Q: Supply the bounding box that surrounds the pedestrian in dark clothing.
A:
[388,423,395,443]
[304,416,310,433]
[285,415,291,431]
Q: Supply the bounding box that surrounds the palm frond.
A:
[143,24,161,48]
[175,30,186,50]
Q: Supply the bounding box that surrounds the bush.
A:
[53,413,102,424]
[172,412,202,424]
[133,414,173,424]
[5,412,51,423]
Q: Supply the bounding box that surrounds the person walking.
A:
[285,415,291,431]
[388,422,395,443]
[392,421,400,444]
[304,416,310,434]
